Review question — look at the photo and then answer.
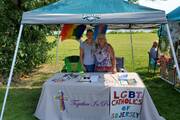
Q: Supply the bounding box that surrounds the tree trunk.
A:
[11,0,21,8]
[0,74,3,85]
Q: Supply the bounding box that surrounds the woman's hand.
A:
[108,44,117,74]
[82,65,86,72]
[112,67,117,74]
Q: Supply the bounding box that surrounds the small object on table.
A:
[78,74,91,82]
[110,74,119,86]
[120,80,128,85]
[62,73,79,81]
[90,75,99,82]
[52,79,64,83]
[118,73,128,80]
[118,73,128,85]
[62,74,72,81]
[127,79,137,85]
[52,75,65,83]
[118,73,137,85]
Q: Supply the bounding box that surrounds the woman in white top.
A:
[80,29,96,72]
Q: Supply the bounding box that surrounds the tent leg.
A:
[0,24,24,120]
[56,36,60,64]
[130,28,134,71]
[165,24,180,82]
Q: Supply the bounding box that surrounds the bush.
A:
[0,0,57,82]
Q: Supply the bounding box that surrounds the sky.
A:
[138,0,180,13]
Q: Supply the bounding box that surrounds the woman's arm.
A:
[108,44,117,73]
[80,47,86,71]
[80,47,84,65]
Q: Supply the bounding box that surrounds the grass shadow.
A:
[0,88,41,120]
[135,67,180,120]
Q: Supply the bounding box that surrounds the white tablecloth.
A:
[34,72,165,120]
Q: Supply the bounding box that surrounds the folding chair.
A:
[116,57,127,72]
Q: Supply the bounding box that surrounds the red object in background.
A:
[60,24,76,41]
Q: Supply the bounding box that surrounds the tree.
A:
[0,0,58,83]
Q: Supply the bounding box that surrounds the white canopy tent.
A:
[21,0,167,24]
[1,0,179,119]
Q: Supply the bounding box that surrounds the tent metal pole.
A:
[165,24,180,81]
[0,24,24,120]
[56,26,62,64]
[56,35,60,64]
[130,26,134,71]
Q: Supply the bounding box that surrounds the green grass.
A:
[1,33,180,120]
[0,88,40,120]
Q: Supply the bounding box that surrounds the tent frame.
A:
[165,24,180,81]
[0,24,24,120]
[0,1,174,119]
[129,24,135,71]
[56,34,60,64]
[1,22,180,120]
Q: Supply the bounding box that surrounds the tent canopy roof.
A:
[21,0,167,24]
[167,6,180,21]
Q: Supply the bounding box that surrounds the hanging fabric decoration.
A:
[93,24,108,41]
[73,24,86,40]
[60,24,77,41]
[60,24,86,41]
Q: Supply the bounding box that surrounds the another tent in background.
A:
[167,6,180,21]
[158,6,180,87]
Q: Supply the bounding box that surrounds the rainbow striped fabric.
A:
[60,24,86,41]
[59,91,65,112]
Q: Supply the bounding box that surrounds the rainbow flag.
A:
[59,91,65,112]
[60,24,86,41]
[93,24,108,41]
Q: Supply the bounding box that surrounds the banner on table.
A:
[60,24,86,41]
[110,87,144,120]
[57,85,110,120]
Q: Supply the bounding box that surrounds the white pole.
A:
[130,27,134,71]
[0,24,24,120]
[166,24,180,81]
[56,35,60,64]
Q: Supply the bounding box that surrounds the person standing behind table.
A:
[94,34,117,73]
[150,41,158,61]
[80,29,96,72]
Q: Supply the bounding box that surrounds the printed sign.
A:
[110,87,144,120]
[58,86,110,119]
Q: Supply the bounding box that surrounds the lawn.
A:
[0,33,180,120]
